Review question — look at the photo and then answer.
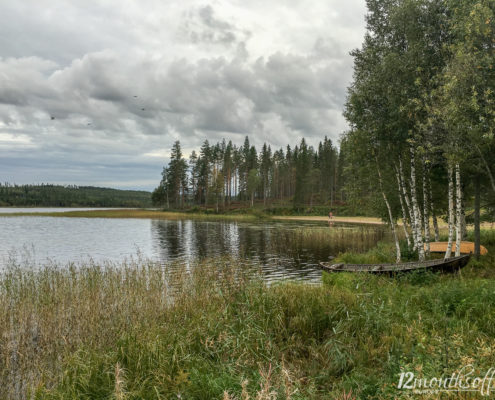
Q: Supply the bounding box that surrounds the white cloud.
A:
[0,0,367,190]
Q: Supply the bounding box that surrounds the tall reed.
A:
[1,251,495,399]
[275,225,387,257]
[0,209,263,221]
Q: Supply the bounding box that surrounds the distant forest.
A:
[0,184,152,208]
[152,136,344,212]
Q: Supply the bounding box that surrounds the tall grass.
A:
[2,252,495,399]
[335,228,495,265]
[0,209,264,220]
[275,226,387,258]
[465,229,495,247]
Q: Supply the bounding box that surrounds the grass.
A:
[274,225,387,259]
[333,241,400,264]
[1,243,495,400]
[0,208,387,227]
[273,216,385,225]
[0,209,266,221]
[332,227,495,266]
[461,229,495,247]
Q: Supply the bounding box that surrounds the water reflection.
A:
[149,220,386,282]
[0,215,385,282]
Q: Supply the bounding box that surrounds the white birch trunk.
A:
[429,177,440,242]
[455,163,462,257]
[399,158,417,249]
[395,167,411,248]
[376,158,401,263]
[474,176,481,259]
[432,214,440,242]
[422,157,430,256]
[461,198,467,240]
[410,147,425,261]
[445,164,455,259]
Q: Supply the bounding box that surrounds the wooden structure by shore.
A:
[425,241,487,255]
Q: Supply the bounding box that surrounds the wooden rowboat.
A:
[425,241,488,255]
[319,254,471,274]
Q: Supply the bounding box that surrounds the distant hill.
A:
[0,184,152,208]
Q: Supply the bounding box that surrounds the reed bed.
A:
[276,225,387,257]
[1,249,495,399]
[0,209,262,221]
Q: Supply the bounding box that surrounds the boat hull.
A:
[319,255,471,274]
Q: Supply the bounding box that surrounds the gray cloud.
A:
[179,5,251,47]
[0,0,366,190]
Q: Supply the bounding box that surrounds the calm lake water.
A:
[0,208,386,282]
[0,207,127,213]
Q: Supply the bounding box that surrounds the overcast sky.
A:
[0,0,367,190]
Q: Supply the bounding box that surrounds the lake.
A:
[0,208,386,282]
[0,207,128,213]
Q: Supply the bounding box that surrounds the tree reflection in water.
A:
[150,220,386,282]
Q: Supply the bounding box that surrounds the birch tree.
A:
[438,0,494,256]
[444,163,455,259]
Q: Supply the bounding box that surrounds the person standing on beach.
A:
[328,210,334,225]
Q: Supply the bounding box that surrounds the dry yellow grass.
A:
[273,215,385,225]
[275,215,495,229]
[0,209,259,220]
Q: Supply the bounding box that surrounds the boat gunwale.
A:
[319,254,471,273]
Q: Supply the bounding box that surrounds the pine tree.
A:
[259,143,272,206]
[166,141,188,208]
[294,139,312,207]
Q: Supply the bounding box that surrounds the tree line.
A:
[153,0,494,262]
[0,184,152,207]
[344,0,494,261]
[152,136,344,212]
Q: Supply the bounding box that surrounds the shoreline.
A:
[0,209,260,221]
[0,209,385,225]
[272,215,384,225]
[1,208,494,229]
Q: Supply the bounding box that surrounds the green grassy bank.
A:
[1,236,495,399]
